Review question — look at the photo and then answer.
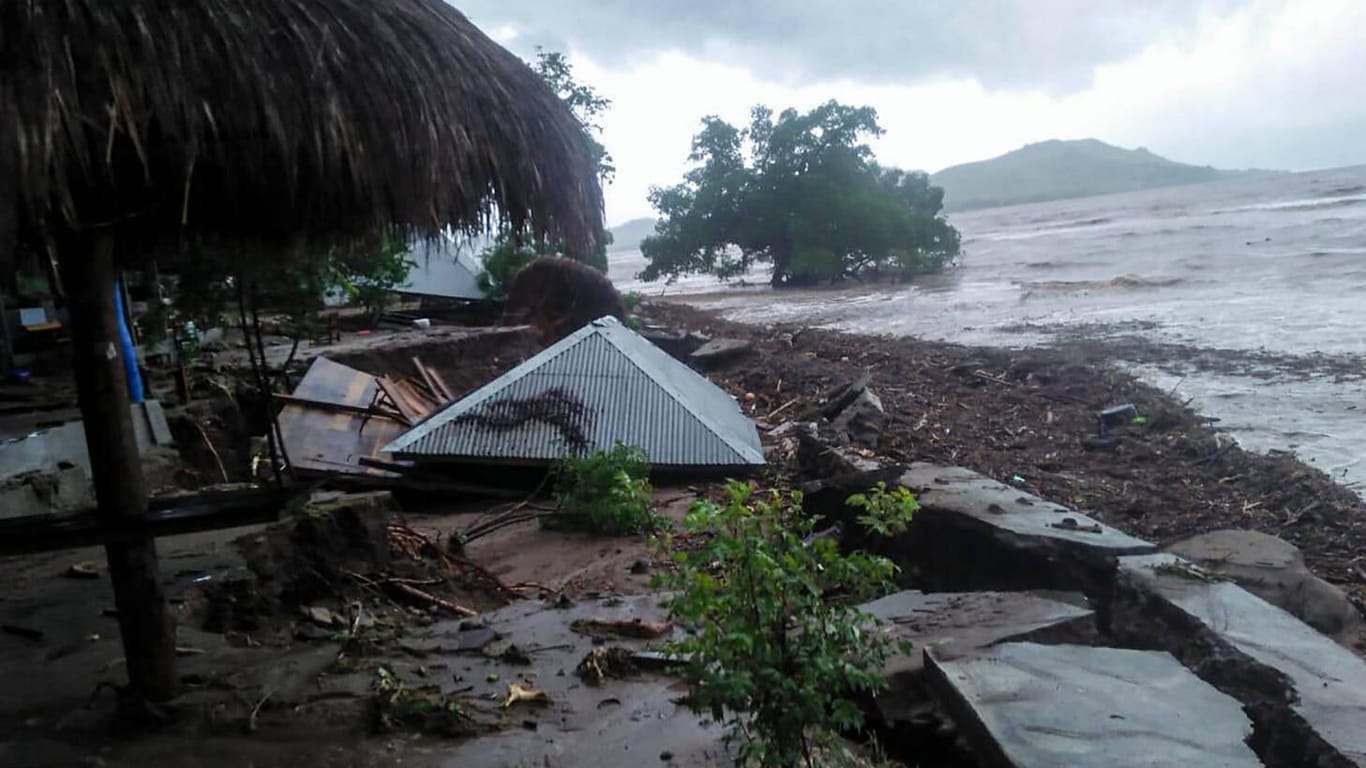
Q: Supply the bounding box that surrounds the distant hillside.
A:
[931,139,1266,211]
[608,217,658,252]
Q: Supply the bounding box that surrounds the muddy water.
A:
[610,165,1366,491]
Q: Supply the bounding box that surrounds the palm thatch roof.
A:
[0,0,604,257]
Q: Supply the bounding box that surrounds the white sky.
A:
[465,0,1366,225]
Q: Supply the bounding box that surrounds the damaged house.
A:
[383,316,765,474]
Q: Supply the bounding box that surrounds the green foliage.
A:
[327,230,415,321]
[475,48,615,289]
[476,230,612,300]
[640,101,960,287]
[655,482,911,768]
[532,48,613,183]
[845,481,919,537]
[475,235,541,300]
[551,444,658,536]
[165,230,413,330]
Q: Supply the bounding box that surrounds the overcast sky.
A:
[453,0,1366,225]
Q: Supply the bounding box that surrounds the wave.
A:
[1209,194,1366,214]
[1018,275,1183,297]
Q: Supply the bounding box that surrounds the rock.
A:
[794,423,887,479]
[926,642,1263,768]
[816,371,871,420]
[301,605,339,628]
[1113,553,1366,767]
[688,338,752,368]
[830,388,887,448]
[63,562,101,579]
[1166,529,1364,644]
[629,558,652,575]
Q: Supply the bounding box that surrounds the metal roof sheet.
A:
[396,237,486,300]
[383,317,765,467]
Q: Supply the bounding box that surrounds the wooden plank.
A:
[412,357,454,402]
[376,377,421,425]
[272,392,408,424]
[391,378,437,417]
[426,364,456,402]
[411,357,442,400]
[0,486,298,556]
[142,399,174,446]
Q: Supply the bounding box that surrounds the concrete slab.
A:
[863,590,1097,728]
[1117,554,1366,767]
[0,400,175,519]
[862,590,1096,676]
[899,464,1152,553]
[882,464,1155,594]
[927,642,1264,768]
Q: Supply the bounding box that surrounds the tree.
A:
[476,230,611,300]
[477,48,614,291]
[640,101,960,287]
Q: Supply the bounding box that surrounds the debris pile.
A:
[643,301,1366,612]
[200,492,513,638]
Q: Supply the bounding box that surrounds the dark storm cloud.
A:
[454,0,1244,91]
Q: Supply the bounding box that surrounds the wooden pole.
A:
[57,230,177,702]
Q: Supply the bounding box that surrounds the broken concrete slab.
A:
[864,590,1096,675]
[0,464,90,519]
[830,388,886,449]
[926,642,1264,768]
[0,400,175,519]
[1114,553,1366,768]
[688,337,752,367]
[1166,529,1364,645]
[862,590,1096,726]
[882,464,1155,593]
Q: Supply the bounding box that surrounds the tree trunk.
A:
[58,230,178,702]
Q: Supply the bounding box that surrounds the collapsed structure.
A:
[383,316,765,472]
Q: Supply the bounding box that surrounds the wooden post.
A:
[58,230,177,702]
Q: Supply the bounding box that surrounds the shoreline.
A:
[641,300,1366,613]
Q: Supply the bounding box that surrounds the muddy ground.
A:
[643,301,1366,612]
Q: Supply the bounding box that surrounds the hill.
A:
[607,217,658,252]
[931,139,1265,211]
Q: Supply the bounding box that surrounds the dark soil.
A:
[329,328,541,401]
[644,302,1366,612]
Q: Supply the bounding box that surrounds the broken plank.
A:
[411,356,451,402]
[375,377,421,424]
[272,392,408,424]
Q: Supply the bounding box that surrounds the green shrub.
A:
[845,481,919,536]
[551,444,657,536]
[655,482,914,768]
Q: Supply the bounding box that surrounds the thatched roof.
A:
[0,0,604,256]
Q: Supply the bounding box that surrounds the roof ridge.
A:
[597,320,764,464]
[382,321,600,452]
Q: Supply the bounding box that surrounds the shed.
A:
[383,316,765,470]
[396,236,488,301]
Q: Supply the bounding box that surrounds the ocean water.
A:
[608,166,1366,490]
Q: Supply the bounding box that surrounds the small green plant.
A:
[551,443,657,536]
[845,481,919,537]
[655,482,912,768]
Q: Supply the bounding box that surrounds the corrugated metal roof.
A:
[383,317,765,467]
[396,237,486,300]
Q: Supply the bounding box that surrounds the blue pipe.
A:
[113,279,145,404]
